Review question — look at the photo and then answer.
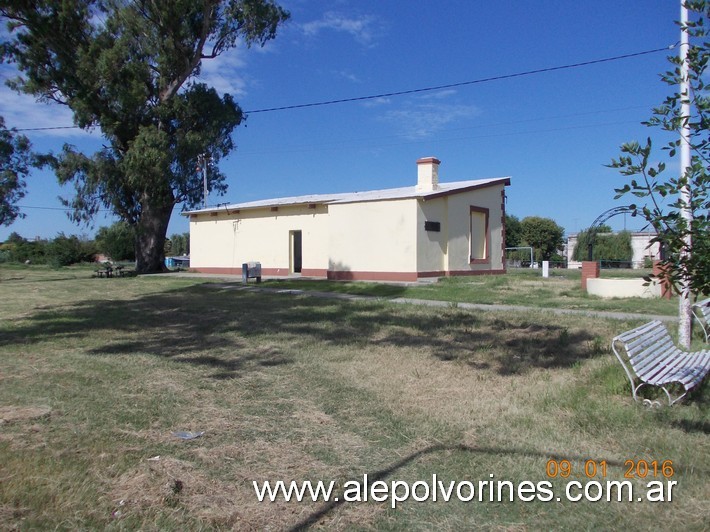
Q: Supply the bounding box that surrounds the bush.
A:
[169,232,190,256]
[573,229,632,264]
[95,222,135,261]
[4,238,49,264]
[46,233,96,267]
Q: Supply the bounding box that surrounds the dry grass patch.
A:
[0,267,708,530]
[0,405,52,424]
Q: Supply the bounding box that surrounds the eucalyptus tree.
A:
[1,0,289,271]
[0,116,32,226]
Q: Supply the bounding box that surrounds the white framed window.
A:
[470,206,490,263]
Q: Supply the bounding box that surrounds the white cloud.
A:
[0,83,95,138]
[196,48,249,98]
[379,102,480,140]
[361,96,391,108]
[0,48,251,139]
[417,89,459,100]
[334,69,361,83]
[300,11,381,46]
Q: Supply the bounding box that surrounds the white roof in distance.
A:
[183,177,511,216]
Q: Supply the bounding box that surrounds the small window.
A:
[424,221,441,232]
[470,206,490,263]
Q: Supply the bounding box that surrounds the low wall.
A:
[586,278,661,299]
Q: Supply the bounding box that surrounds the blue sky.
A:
[0,0,684,241]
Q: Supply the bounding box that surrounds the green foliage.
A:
[1,231,97,266]
[95,221,136,261]
[573,229,633,264]
[47,233,96,267]
[0,116,32,226]
[1,233,48,263]
[609,1,710,295]
[169,232,190,256]
[505,214,523,247]
[1,1,289,272]
[520,216,565,261]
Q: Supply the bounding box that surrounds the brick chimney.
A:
[416,157,440,192]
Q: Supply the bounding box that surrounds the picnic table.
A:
[93,265,136,278]
[94,267,113,278]
[114,265,136,277]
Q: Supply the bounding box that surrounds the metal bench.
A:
[611,320,710,406]
[692,298,710,343]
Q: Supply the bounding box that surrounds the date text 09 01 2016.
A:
[546,459,674,479]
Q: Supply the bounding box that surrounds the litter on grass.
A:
[172,430,205,440]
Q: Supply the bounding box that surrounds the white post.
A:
[678,1,693,349]
[542,260,549,278]
[201,154,209,209]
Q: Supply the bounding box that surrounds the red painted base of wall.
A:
[193,266,506,281]
[300,268,328,277]
[327,270,419,282]
[652,261,673,300]
[419,269,506,278]
[581,261,600,291]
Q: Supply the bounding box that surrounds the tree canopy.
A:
[95,221,136,261]
[0,0,289,272]
[572,229,633,265]
[504,214,523,248]
[0,116,32,226]
[520,216,565,261]
[168,232,190,256]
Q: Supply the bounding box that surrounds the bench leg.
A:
[634,382,683,407]
[632,382,646,403]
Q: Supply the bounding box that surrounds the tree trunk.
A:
[135,198,173,274]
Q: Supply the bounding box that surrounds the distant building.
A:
[184,157,511,281]
[566,232,661,269]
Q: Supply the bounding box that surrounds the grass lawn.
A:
[1,265,708,530]
[261,268,682,316]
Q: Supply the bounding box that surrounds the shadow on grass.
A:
[261,279,410,298]
[670,419,710,434]
[287,442,706,531]
[0,283,603,378]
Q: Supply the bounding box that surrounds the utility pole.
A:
[198,154,210,209]
[678,0,693,349]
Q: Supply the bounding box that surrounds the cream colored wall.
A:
[190,184,506,276]
[416,197,448,272]
[587,278,661,299]
[189,204,330,271]
[442,185,505,272]
[327,199,417,273]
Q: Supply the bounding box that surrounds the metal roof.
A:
[183,176,511,216]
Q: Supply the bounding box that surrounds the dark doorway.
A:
[291,230,302,273]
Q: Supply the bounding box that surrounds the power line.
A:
[12,44,675,132]
[16,204,184,212]
[12,125,83,132]
[244,45,676,114]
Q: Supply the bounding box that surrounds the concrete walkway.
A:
[165,272,676,323]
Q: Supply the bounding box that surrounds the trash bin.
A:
[242,261,262,284]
